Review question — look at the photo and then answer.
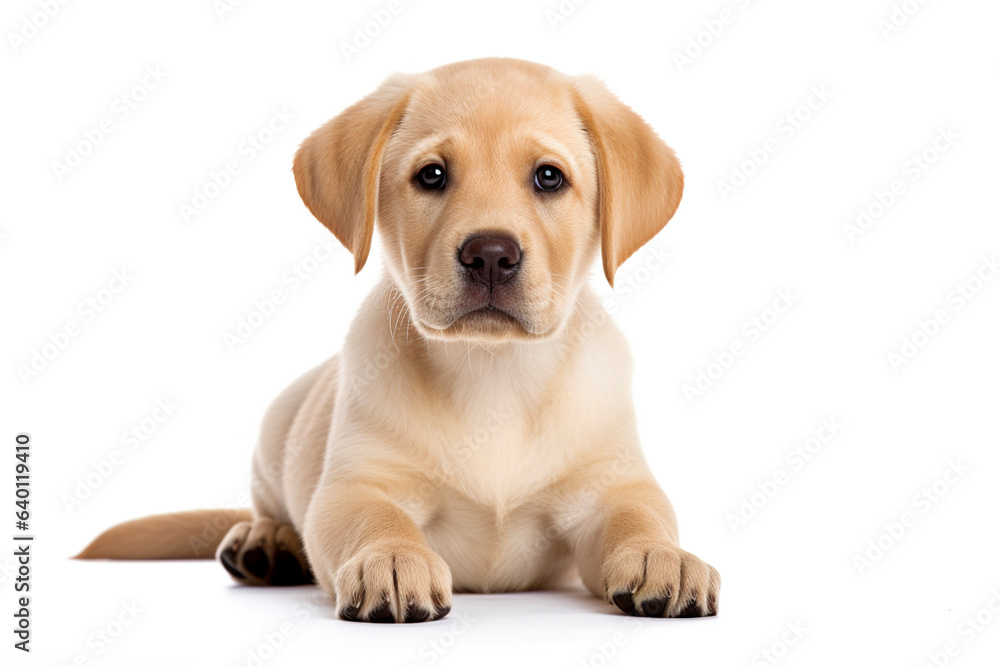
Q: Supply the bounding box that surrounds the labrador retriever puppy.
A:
[78,58,720,623]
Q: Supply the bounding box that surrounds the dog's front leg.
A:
[303,482,452,623]
[571,479,720,618]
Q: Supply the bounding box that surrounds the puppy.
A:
[79,58,720,623]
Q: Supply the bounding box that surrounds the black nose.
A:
[458,235,521,288]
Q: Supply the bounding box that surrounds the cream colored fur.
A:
[79,58,719,623]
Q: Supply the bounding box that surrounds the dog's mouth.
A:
[421,302,528,338]
[407,272,567,342]
[415,291,542,341]
[457,304,522,326]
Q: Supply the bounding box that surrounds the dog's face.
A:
[294,59,684,342]
[376,64,600,341]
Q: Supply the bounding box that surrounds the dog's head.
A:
[294,58,682,342]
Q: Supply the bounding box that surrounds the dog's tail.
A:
[74,508,252,560]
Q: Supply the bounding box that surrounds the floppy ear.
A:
[293,75,413,273]
[571,75,684,286]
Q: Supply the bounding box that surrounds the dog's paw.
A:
[602,542,719,618]
[332,541,452,623]
[217,519,313,586]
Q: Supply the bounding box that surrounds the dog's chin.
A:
[416,306,553,343]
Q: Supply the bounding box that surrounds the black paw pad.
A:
[241,545,271,579]
[270,550,310,586]
[677,599,702,618]
[641,596,668,618]
[219,548,245,580]
[368,599,395,623]
[432,605,451,621]
[404,603,430,623]
[612,591,638,616]
[339,604,361,622]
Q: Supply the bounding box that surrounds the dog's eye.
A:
[534,165,564,192]
[416,163,447,190]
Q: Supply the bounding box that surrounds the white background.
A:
[2,0,1000,665]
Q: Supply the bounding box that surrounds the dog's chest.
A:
[427,393,574,507]
[406,404,586,590]
[420,491,579,592]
